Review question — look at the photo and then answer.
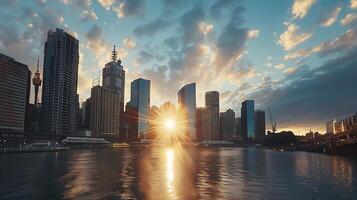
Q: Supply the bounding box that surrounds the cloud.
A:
[209,0,235,19]
[278,23,312,50]
[122,38,136,49]
[97,0,115,10]
[284,29,357,60]
[248,29,259,39]
[340,13,357,26]
[80,10,98,21]
[275,63,286,69]
[292,0,315,19]
[85,25,111,63]
[198,22,214,35]
[133,18,171,37]
[112,0,145,19]
[351,0,357,9]
[319,7,341,27]
[283,67,296,75]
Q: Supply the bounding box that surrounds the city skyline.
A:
[1,0,357,134]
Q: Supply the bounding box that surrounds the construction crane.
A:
[267,106,277,134]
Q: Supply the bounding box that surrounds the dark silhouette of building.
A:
[0,53,31,132]
[178,83,196,141]
[41,28,79,135]
[205,91,219,140]
[220,109,235,140]
[254,110,266,139]
[235,117,242,140]
[196,107,212,141]
[241,100,255,139]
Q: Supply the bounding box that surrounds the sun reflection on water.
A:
[165,149,177,199]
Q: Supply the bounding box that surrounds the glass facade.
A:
[241,100,255,139]
[178,83,196,141]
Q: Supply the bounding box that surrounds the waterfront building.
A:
[254,110,266,139]
[0,53,31,132]
[326,119,337,134]
[220,109,236,140]
[102,46,125,111]
[126,78,151,140]
[241,100,255,139]
[335,121,345,133]
[90,85,121,137]
[178,83,197,141]
[41,28,79,135]
[205,91,220,140]
[196,107,212,141]
[235,117,242,140]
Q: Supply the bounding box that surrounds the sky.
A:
[1,0,357,135]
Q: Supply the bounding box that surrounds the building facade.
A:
[196,107,212,141]
[326,119,337,134]
[0,53,31,132]
[254,110,266,139]
[220,109,236,140]
[178,83,197,141]
[41,28,79,135]
[205,91,219,140]
[235,117,242,140]
[241,100,255,139]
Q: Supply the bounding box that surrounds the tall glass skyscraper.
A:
[241,100,255,139]
[205,91,219,140]
[178,83,196,141]
[41,28,79,135]
[128,78,150,139]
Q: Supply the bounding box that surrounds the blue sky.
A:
[1,0,357,134]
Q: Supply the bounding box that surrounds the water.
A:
[0,147,357,200]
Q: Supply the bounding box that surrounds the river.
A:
[0,147,356,200]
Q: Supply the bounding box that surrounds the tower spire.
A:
[112,45,117,61]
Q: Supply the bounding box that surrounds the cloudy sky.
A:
[1,0,357,134]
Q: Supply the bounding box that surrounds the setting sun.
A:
[165,119,176,131]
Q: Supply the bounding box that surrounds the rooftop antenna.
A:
[112,45,117,62]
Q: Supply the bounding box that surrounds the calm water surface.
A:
[1,147,357,200]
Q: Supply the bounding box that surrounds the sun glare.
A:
[165,119,176,131]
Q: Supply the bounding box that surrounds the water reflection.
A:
[0,147,357,200]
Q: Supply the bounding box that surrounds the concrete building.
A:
[90,86,121,137]
[102,46,125,111]
[326,119,337,134]
[335,121,345,133]
[220,109,236,140]
[127,78,151,140]
[254,110,266,139]
[241,100,255,139]
[235,117,242,140]
[205,91,219,140]
[41,28,79,135]
[0,53,31,132]
[178,83,196,141]
[196,107,212,141]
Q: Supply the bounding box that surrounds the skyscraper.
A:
[41,28,79,135]
[254,110,266,139]
[241,100,255,139]
[178,83,196,141]
[127,78,151,140]
[0,53,31,132]
[196,107,212,141]
[220,109,236,140]
[205,91,219,140]
[102,46,125,111]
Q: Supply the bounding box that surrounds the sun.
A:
[165,119,176,131]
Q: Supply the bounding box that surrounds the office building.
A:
[178,83,196,141]
[326,119,337,134]
[196,107,212,141]
[90,85,121,137]
[127,78,151,140]
[41,28,79,135]
[254,110,266,139]
[205,91,219,140]
[0,53,31,132]
[241,100,255,139]
[235,117,242,140]
[220,109,235,140]
[102,46,125,111]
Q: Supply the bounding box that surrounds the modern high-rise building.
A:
[41,28,79,135]
[127,78,151,140]
[241,100,255,139]
[0,53,31,132]
[102,46,125,111]
[235,117,242,140]
[90,85,121,137]
[205,91,219,140]
[220,109,236,140]
[178,83,196,141]
[196,107,212,141]
[254,110,266,139]
[326,119,337,134]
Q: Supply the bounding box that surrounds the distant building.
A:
[220,109,235,140]
[0,53,31,132]
[127,78,151,140]
[178,83,196,141]
[326,119,337,134]
[148,105,160,139]
[235,117,242,140]
[102,46,125,112]
[205,91,219,140]
[196,107,212,141]
[41,28,79,135]
[254,110,266,139]
[160,101,177,113]
[90,85,121,137]
[335,121,345,133]
[241,100,255,139]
